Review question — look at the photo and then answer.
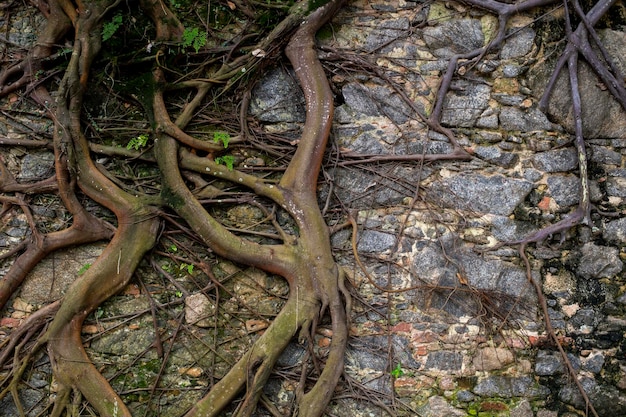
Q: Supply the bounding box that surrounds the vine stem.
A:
[519,244,599,417]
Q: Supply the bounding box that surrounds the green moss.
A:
[308,0,331,12]
[115,72,159,128]
[466,399,511,417]
[427,2,454,23]
[116,358,162,404]
[140,358,161,373]
[467,403,480,416]
[316,25,334,41]
[480,14,498,45]
[162,185,185,209]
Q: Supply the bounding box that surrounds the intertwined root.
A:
[0,0,72,100]
[1,1,350,416]
[1,0,624,416]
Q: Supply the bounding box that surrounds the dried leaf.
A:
[252,48,266,58]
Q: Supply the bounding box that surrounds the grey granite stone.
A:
[473,376,550,398]
[501,28,536,59]
[357,230,396,253]
[603,217,626,244]
[546,174,580,207]
[474,145,518,167]
[500,106,554,131]
[576,243,623,279]
[423,19,484,58]
[441,80,491,127]
[532,148,578,173]
[249,67,305,123]
[429,173,533,216]
[17,152,55,181]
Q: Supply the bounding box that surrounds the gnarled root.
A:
[185,295,319,417]
[0,0,73,97]
[46,214,160,417]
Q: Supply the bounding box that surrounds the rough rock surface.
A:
[2,1,626,417]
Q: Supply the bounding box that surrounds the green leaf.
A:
[391,363,404,378]
[78,263,91,275]
[182,27,207,53]
[212,132,230,148]
[102,14,123,42]
[126,134,149,150]
[180,263,195,274]
[215,155,235,170]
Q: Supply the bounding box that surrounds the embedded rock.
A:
[429,173,533,216]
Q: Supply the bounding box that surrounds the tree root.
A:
[185,296,320,417]
[0,0,72,97]
[3,0,622,416]
[0,300,59,415]
[1,1,166,414]
[5,0,351,415]
[538,0,626,112]
[46,215,160,417]
[0,206,113,309]
[151,2,349,416]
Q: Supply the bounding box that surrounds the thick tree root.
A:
[3,0,621,415]
[46,215,160,417]
[150,2,349,416]
[0,0,166,414]
[185,296,319,417]
[0,201,113,309]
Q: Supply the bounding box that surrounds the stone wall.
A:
[252,1,626,416]
[1,0,625,416]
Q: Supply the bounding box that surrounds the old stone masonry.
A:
[1,0,625,416]
[249,1,626,416]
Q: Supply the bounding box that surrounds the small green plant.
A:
[167,244,178,253]
[78,263,91,275]
[175,290,183,298]
[94,307,104,320]
[391,363,404,378]
[85,112,102,133]
[182,27,206,53]
[215,155,235,170]
[212,132,230,148]
[126,134,149,150]
[102,13,123,42]
[180,263,194,274]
